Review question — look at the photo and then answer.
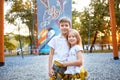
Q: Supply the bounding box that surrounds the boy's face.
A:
[59,22,71,35]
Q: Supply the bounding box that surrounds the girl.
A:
[63,29,83,80]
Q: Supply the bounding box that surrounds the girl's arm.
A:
[63,50,83,67]
[48,47,54,77]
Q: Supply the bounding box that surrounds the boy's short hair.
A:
[58,17,71,26]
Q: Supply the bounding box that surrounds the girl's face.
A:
[68,32,77,47]
[59,22,70,36]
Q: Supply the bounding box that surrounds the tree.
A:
[89,0,108,52]
[72,10,87,48]
[4,33,16,52]
[78,0,111,52]
[114,0,120,48]
[5,0,35,54]
[4,36,16,54]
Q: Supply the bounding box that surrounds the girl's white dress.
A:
[64,45,83,74]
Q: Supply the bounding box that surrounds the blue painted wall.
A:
[36,0,72,53]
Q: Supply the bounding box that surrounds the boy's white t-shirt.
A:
[64,45,83,74]
[48,34,69,63]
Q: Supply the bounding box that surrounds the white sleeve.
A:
[75,45,83,52]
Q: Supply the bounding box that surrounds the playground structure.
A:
[36,0,72,54]
[0,0,4,66]
[108,0,119,60]
[0,0,119,66]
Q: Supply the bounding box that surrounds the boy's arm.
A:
[48,47,54,77]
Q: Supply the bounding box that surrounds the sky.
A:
[72,0,91,12]
[4,0,91,36]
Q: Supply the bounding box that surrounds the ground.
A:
[0,53,120,80]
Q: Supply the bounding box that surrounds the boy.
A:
[48,17,71,80]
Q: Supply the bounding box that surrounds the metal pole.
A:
[108,0,119,60]
[0,0,4,66]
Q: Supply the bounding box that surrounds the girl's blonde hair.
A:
[67,29,83,47]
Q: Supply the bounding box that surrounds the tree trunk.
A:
[34,0,38,47]
[90,31,98,53]
[18,35,24,58]
[108,44,111,50]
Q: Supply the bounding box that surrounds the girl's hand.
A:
[49,68,54,77]
[62,62,68,67]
